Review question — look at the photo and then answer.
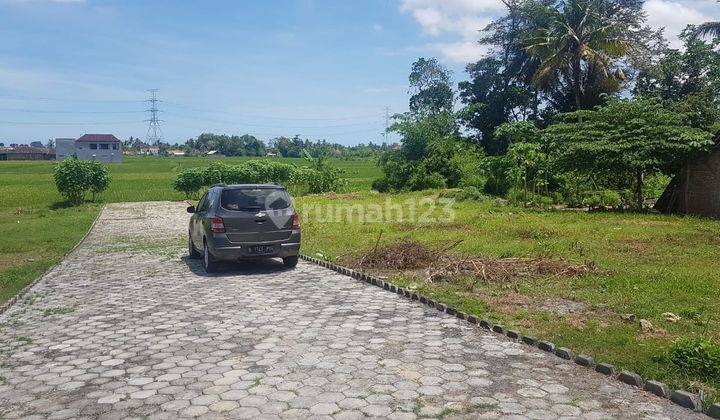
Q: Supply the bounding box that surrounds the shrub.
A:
[54,158,89,204]
[506,187,555,208]
[408,171,446,191]
[173,168,205,198]
[172,158,345,197]
[600,190,622,208]
[667,337,720,382]
[371,178,390,193]
[53,157,112,204]
[303,151,346,193]
[85,160,111,201]
[439,186,491,202]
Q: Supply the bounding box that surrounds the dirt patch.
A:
[426,257,594,283]
[353,241,438,270]
[354,240,595,282]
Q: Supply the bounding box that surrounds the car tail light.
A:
[292,212,300,230]
[211,216,225,233]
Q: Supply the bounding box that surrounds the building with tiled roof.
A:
[56,134,122,163]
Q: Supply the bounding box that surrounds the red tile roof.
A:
[0,146,54,154]
[76,134,120,143]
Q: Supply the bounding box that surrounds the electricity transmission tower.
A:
[145,89,164,145]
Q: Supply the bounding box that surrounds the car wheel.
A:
[188,235,202,259]
[283,256,299,268]
[203,241,219,273]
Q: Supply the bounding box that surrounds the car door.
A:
[192,192,208,244]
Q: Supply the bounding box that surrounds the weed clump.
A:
[354,240,436,270]
[667,337,720,382]
[354,239,595,282]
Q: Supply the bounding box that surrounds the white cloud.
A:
[399,0,499,63]
[373,23,383,32]
[644,0,707,48]
[400,0,504,16]
[427,41,490,63]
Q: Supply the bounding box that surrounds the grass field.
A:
[0,156,380,307]
[2,156,719,405]
[295,190,720,404]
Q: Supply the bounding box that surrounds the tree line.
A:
[123,134,394,159]
[373,0,720,210]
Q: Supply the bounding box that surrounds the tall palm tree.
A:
[696,21,720,39]
[524,0,631,111]
[696,1,720,39]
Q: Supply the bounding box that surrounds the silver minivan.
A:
[187,184,301,272]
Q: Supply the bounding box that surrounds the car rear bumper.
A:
[207,232,301,261]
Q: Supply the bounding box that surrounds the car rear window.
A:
[221,188,291,211]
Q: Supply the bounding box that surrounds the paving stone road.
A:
[0,202,704,419]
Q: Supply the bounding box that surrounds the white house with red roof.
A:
[56,134,122,163]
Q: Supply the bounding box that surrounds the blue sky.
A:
[1,0,718,146]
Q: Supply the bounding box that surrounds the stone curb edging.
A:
[0,204,106,317]
[299,254,718,418]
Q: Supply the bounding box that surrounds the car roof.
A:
[212,183,286,190]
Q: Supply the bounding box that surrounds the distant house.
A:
[0,146,55,161]
[167,149,186,157]
[139,146,160,156]
[56,134,122,163]
[266,152,278,157]
[205,150,225,158]
[656,148,720,218]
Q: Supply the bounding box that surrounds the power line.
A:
[145,89,164,145]
[162,101,380,122]
[0,120,140,125]
[0,107,144,114]
[162,110,380,129]
[0,93,145,103]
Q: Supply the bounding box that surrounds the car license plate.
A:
[247,245,275,255]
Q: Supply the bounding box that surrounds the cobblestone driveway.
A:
[0,202,703,419]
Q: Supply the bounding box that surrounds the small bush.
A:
[172,158,345,197]
[172,168,205,198]
[53,157,112,205]
[439,186,491,202]
[408,171,446,191]
[667,337,720,382]
[371,178,390,193]
[85,160,111,201]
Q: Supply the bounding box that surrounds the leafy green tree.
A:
[53,157,112,204]
[523,0,641,111]
[458,57,540,154]
[408,58,454,115]
[54,157,90,204]
[493,121,541,153]
[172,167,205,198]
[85,160,111,201]
[544,97,715,208]
[636,29,720,134]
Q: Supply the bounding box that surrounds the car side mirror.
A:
[186,205,196,214]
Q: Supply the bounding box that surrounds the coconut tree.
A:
[696,21,720,39]
[696,1,720,38]
[524,0,633,111]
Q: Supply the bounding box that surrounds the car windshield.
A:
[221,188,291,211]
